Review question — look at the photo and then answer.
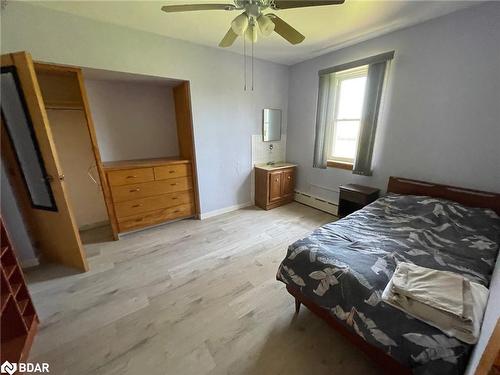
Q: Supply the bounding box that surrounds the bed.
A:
[276,177,500,375]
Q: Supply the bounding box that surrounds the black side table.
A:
[338,184,380,218]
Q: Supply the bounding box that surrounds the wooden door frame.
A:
[33,62,118,239]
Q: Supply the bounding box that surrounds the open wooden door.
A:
[1,51,88,271]
[173,81,201,218]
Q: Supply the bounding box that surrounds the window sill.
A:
[327,160,353,171]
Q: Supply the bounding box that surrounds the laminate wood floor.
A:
[26,203,382,375]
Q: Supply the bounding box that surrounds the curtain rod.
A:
[318,51,395,76]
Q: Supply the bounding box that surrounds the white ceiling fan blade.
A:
[219,28,239,47]
[270,0,344,10]
[268,14,305,45]
[161,4,236,13]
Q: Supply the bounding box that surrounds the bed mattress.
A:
[276,194,500,375]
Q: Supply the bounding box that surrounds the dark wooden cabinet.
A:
[0,218,38,364]
[338,184,380,218]
[255,165,296,210]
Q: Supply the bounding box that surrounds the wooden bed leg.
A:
[295,298,301,314]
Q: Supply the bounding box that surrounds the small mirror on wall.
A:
[262,109,282,142]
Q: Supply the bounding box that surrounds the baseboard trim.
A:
[78,220,110,231]
[294,191,338,216]
[200,202,253,220]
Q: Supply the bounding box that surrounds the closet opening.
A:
[80,68,200,240]
[34,63,112,244]
[2,52,200,274]
[35,63,201,244]
[34,64,108,245]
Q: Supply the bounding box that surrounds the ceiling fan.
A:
[161,0,345,47]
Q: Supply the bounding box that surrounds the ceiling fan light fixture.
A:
[257,14,275,36]
[231,13,249,36]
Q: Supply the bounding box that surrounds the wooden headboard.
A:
[387,177,500,215]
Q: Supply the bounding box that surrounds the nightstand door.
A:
[269,171,283,202]
[281,169,295,198]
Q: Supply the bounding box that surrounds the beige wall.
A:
[84,79,179,162]
[0,1,289,214]
[48,110,108,229]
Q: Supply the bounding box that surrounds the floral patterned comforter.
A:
[276,194,500,375]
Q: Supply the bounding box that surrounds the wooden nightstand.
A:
[338,184,380,218]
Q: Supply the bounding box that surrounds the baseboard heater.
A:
[294,191,338,216]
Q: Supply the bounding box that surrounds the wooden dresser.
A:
[103,158,196,234]
[255,163,296,210]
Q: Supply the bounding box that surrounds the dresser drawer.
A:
[107,168,154,186]
[154,163,191,180]
[114,191,194,218]
[118,203,194,232]
[110,177,193,202]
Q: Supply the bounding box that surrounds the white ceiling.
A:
[31,0,479,65]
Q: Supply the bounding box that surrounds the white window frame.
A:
[326,65,369,165]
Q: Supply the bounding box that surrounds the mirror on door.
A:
[1,66,58,211]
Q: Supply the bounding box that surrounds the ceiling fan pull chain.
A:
[251,36,254,91]
[243,35,247,91]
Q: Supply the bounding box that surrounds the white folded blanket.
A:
[382,262,489,344]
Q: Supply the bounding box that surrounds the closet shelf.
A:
[44,101,84,110]
[4,265,16,279]
[0,292,10,313]
[17,300,29,314]
[11,283,22,297]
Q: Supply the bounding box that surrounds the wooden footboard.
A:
[286,285,412,375]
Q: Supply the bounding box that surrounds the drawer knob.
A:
[171,183,178,186]
[275,179,279,182]
[172,197,178,200]
[126,175,137,179]
[288,176,291,180]
[130,188,140,192]
[169,170,175,174]
[132,204,142,208]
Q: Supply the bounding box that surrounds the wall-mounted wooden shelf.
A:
[36,66,85,112]
[0,218,39,363]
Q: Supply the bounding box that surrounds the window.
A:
[313,51,393,173]
[326,65,368,167]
